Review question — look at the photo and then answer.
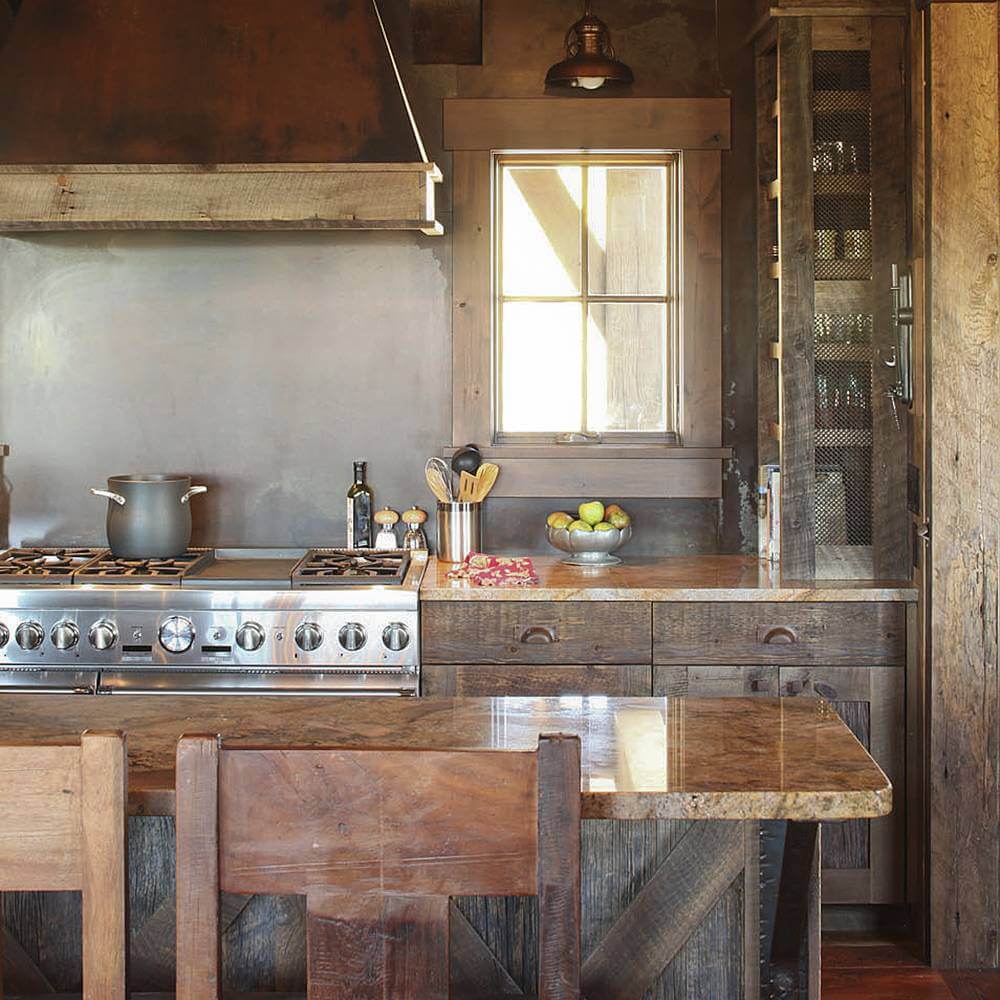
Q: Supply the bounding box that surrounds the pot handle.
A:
[90,488,126,507]
[181,486,208,505]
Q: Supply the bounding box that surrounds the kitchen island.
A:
[0,693,888,999]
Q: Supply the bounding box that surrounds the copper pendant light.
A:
[545,1,634,91]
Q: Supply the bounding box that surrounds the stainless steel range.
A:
[0,547,424,695]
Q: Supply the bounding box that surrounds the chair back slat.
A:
[218,747,538,897]
[307,889,450,1000]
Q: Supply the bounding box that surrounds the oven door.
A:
[97,669,418,696]
[0,669,99,694]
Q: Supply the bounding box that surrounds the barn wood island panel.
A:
[0,694,888,999]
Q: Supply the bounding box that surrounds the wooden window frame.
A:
[445,97,733,499]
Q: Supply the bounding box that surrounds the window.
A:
[494,153,679,443]
[444,96,730,498]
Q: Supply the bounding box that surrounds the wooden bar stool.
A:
[175,732,581,1000]
[0,731,128,1000]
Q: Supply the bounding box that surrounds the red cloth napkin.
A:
[446,552,540,587]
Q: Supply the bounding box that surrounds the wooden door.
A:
[780,665,905,904]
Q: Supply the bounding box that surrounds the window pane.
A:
[588,166,668,296]
[587,303,668,432]
[501,301,583,433]
[501,166,582,297]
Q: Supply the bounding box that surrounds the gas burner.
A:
[73,550,209,587]
[0,547,106,585]
[293,549,410,587]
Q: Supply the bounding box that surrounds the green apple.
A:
[578,500,605,526]
[593,522,616,532]
[547,511,573,530]
[567,519,594,533]
[608,509,631,529]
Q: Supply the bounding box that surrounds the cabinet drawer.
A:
[422,601,651,665]
[422,663,652,697]
[653,602,904,665]
[653,664,779,697]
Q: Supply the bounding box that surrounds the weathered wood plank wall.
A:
[928,0,1000,971]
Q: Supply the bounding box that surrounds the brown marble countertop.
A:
[420,555,917,602]
[0,694,890,822]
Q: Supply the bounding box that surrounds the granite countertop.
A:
[419,554,918,602]
[0,694,890,822]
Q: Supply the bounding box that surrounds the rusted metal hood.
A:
[0,0,442,233]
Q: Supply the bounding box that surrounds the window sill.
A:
[443,445,732,499]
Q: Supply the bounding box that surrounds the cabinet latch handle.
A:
[784,679,805,696]
[518,625,559,645]
[758,625,799,645]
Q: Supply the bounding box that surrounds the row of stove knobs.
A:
[0,618,410,653]
[0,620,115,651]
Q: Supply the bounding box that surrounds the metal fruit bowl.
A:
[546,524,632,566]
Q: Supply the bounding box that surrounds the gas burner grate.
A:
[73,550,209,587]
[0,547,107,585]
[293,549,410,587]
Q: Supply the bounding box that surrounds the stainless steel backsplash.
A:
[0,230,723,556]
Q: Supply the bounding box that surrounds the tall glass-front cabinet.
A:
[753,8,913,910]
[756,12,910,581]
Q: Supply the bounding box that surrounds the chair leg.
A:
[537,734,582,1000]
[80,733,128,1000]
[307,889,450,1000]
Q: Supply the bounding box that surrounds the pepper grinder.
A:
[402,506,429,551]
[373,507,400,551]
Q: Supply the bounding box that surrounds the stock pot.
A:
[90,474,207,558]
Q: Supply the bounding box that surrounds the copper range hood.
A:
[0,0,442,234]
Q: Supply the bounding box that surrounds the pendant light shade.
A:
[545,1,634,91]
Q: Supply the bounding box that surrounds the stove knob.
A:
[0,623,9,648]
[236,622,266,652]
[89,620,118,651]
[51,620,80,651]
[16,621,44,651]
[338,622,367,652]
[159,616,195,654]
[382,622,410,652]
[295,622,324,652]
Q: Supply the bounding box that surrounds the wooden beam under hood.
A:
[0,0,443,233]
[0,163,443,234]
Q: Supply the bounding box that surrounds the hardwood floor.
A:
[823,938,1000,999]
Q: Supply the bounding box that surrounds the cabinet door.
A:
[653,664,779,697]
[421,663,652,697]
[780,665,905,904]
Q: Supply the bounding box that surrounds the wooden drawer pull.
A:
[784,679,805,695]
[518,625,559,645]
[757,625,799,645]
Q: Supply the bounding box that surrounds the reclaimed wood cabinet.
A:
[651,599,906,905]
[423,596,909,909]
[756,13,910,580]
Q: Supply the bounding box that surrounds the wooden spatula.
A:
[472,462,500,501]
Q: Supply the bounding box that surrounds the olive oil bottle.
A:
[346,460,374,549]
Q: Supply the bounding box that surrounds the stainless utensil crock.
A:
[90,474,207,558]
[436,502,481,563]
